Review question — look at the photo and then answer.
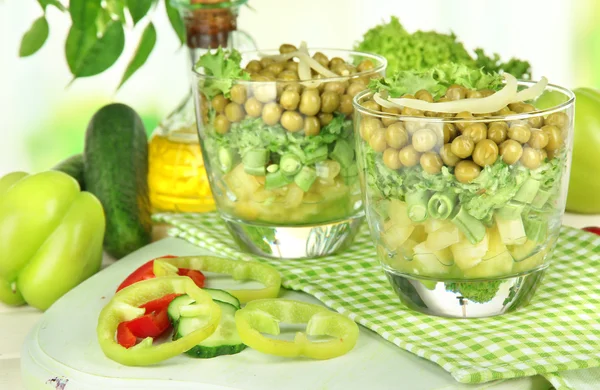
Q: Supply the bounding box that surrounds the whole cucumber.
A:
[84,103,151,259]
[52,154,85,190]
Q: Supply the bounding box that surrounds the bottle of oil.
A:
[148,0,256,213]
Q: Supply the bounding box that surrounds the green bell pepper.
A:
[0,170,105,310]
[567,88,600,213]
[153,256,281,303]
[235,299,359,360]
[97,276,221,366]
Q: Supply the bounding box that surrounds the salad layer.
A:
[358,65,571,283]
[195,46,382,225]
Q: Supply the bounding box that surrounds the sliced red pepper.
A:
[178,269,205,288]
[116,322,137,349]
[583,226,600,236]
[139,293,180,314]
[116,255,204,292]
[125,309,171,339]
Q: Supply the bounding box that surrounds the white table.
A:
[2,213,599,390]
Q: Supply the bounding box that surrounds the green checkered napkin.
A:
[154,212,600,386]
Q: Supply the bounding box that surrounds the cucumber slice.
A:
[174,300,246,359]
[168,295,195,325]
[168,289,240,325]
[203,288,240,309]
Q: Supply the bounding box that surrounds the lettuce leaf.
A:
[369,63,504,99]
[355,16,532,79]
[195,48,250,99]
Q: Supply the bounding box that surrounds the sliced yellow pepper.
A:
[234,299,359,360]
[153,256,281,303]
[97,276,221,366]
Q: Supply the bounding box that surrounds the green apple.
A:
[567,88,600,214]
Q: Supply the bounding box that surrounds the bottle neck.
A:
[183,7,239,49]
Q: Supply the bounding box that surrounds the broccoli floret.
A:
[445,281,502,304]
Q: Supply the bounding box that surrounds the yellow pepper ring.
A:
[153,256,281,304]
[96,276,221,366]
[235,299,359,360]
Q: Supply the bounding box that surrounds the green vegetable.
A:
[52,154,85,191]
[566,88,600,213]
[242,149,269,176]
[451,206,486,244]
[356,16,531,79]
[196,48,250,99]
[524,216,548,242]
[495,202,524,219]
[406,190,430,222]
[84,103,152,259]
[280,154,302,176]
[513,178,540,204]
[445,280,502,304]
[173,299,246,359]
[294,167,317,192]
[427,191,457,219]
[369,63,504,99]
[265,170,293,190]
[0,171,105,310]
[330,139,355,168]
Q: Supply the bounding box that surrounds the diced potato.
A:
[381,221,414,251]
[508,239,540,262]
[252,189,276,203]
[451,232,489,270]
[424,219,450,233]
[399,238,418,258]
[482,226,507,260]
[434,247,454,266]
[410,224,427,244]
[426,224,460,251]
[284,184,304,208]
[512,247,548,273]
[224,163,261,200]
[413,253,450,276]
[388,199,413,227]
[495,216,527,245]
[463,252,513,278]
[315,160,341,181]
[233,201,260,220]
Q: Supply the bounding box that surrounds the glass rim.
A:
[172,0,249,10]
[352,81,576,123]
[192,48,387,83]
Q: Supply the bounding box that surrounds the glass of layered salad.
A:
[353,64,574,317]
[191,44,386,259]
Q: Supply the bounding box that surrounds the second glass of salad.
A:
[353,64,574,318]
[191,44,386,259]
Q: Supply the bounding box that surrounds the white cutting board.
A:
[20,237,540,390]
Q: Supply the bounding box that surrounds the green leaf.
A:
[69,0,102,29]
[126,0,154,25]
[38,0,67,12]
[165,0,185,45]
[107,0,127,22]
[118,22,157,88]
[65,22,125,78]
[19,16,49,57]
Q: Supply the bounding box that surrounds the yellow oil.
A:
[148,128,215,213]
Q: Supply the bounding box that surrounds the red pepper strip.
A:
[139,293,180,314]
[125,309,171,339]
[178,269,205,288]
[116,322,137,349]
[117,256,204,292]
